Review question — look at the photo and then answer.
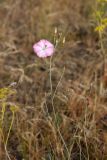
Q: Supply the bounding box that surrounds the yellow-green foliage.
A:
[0,87,18,126]
[10,105,19,112]
[95,18,107,32]
[95,0,107,33]
[97,0,107,2]
[0,87,19,155]
[0,87,16,100]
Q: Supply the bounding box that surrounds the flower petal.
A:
[45,47,54,56]
[39,39,46,48]
[33,44,42,54]
[45,40,54,48]
[36,50,47,58]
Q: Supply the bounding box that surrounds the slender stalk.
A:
[50,55,53,95]
[5,111,15,148]
[99,30,106,74]
[4,111,15,160]
[1,103,6,126]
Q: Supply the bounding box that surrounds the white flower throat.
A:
[43,45,47,50]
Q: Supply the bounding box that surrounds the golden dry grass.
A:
[0,0,107,159]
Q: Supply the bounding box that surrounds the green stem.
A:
[99,30,105,75]
[5,111,15,148]
[50,55,53,95]
[1,103,6,126]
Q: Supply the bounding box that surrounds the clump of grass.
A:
[0,86,19,159]
[11,81,107,159]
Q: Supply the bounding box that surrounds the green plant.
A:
[0,87,19,159]
[94,0,107,73]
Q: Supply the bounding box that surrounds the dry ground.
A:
[0,0,107,159]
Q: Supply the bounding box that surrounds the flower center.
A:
[43,44,47,50]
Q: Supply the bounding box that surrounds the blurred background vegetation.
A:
[0,0,107,159]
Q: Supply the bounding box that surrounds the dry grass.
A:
[0,0,107,159]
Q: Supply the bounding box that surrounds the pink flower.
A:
[33,39,54,58]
